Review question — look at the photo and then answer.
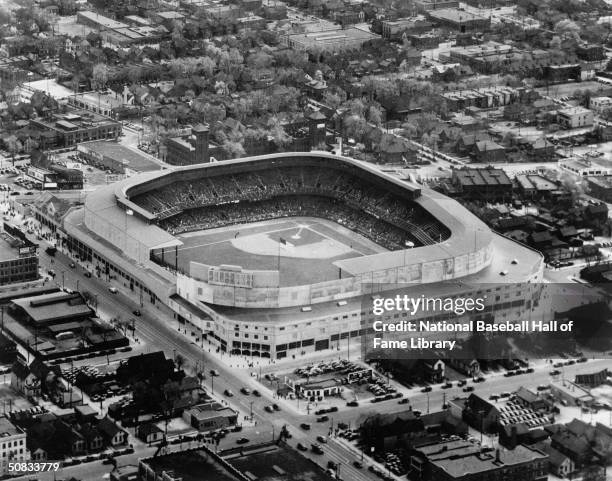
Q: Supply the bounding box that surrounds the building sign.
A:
[19,245,37,256]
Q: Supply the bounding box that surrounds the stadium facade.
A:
[62,153,544,359]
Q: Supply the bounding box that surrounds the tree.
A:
[268,117,291,147]
[174,353,186,372]
[222,140,246,159]
[92,63,108,90]
[582,465,605,481]
[554,19,581,39]
[367,105,383,126]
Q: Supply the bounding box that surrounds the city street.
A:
[14,239,608,481]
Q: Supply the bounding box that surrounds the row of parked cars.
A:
[504,367,535,377]
[294,359,361,378]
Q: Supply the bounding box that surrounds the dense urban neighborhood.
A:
[3,0,612,481]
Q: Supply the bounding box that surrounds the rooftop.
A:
[416,440,547,477]
[558,106,593,116]
[78,141,161,172]
[288,27,379,47]
[0,416,23,437]
[429,8,489,23]
[11,292,93,325]
[78,11,128,29]
[0,233,24,262]
[454,168,512,187]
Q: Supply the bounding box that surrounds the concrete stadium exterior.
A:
[62,153,544,359]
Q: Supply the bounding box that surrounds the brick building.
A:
[410,440,548,481]
[165,124,210,166]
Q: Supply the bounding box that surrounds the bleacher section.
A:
[132,165,450,252]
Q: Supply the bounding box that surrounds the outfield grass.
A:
[157,217,386,287]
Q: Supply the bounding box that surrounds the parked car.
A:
[317,436,327,444]
[108,287,118,294]
[236,438,249,445]
[224,389,234,397]
[317,416,329,422]
[240,387,251,395]
[300,423,311,430]
[297,442,307,451]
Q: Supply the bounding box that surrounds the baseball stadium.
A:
[63,152,544,359]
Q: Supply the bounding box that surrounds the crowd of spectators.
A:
[133,165,450,250]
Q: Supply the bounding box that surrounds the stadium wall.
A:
[177,242,493,308]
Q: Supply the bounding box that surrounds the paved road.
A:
[23,235,612,481]
[33,245,378,481]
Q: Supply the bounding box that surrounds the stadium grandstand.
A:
[61,153,544,359]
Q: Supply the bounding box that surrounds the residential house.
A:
[473,140,506,163]
[462,394,500,434]
[535,442,575,479]
[515,387,553,413]
[79,423,104,452]
[98,417,128,447]
[136,423,164,445]
[11,358,41,400]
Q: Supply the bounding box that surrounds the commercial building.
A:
[30,110,122,148]
[441,87,520,111]
[77,141,161,174]
[165,124,210,166]
[414,0,459,11]
[283,28,380,53]
[76,11,167,46]
[589,96,612,113]
[409,440,548,481]
[48,165,84,190]
[0,416,30,475]
[0,224,38,286]
[9,291,93,327]
[557,107,594,129]
[428,8,491,32]
[451,168,512,200]
[182,402,238,431]
[381,18,435,40]
[559,158,612,177]
[25,166,57,190]
[587,176,612,202]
